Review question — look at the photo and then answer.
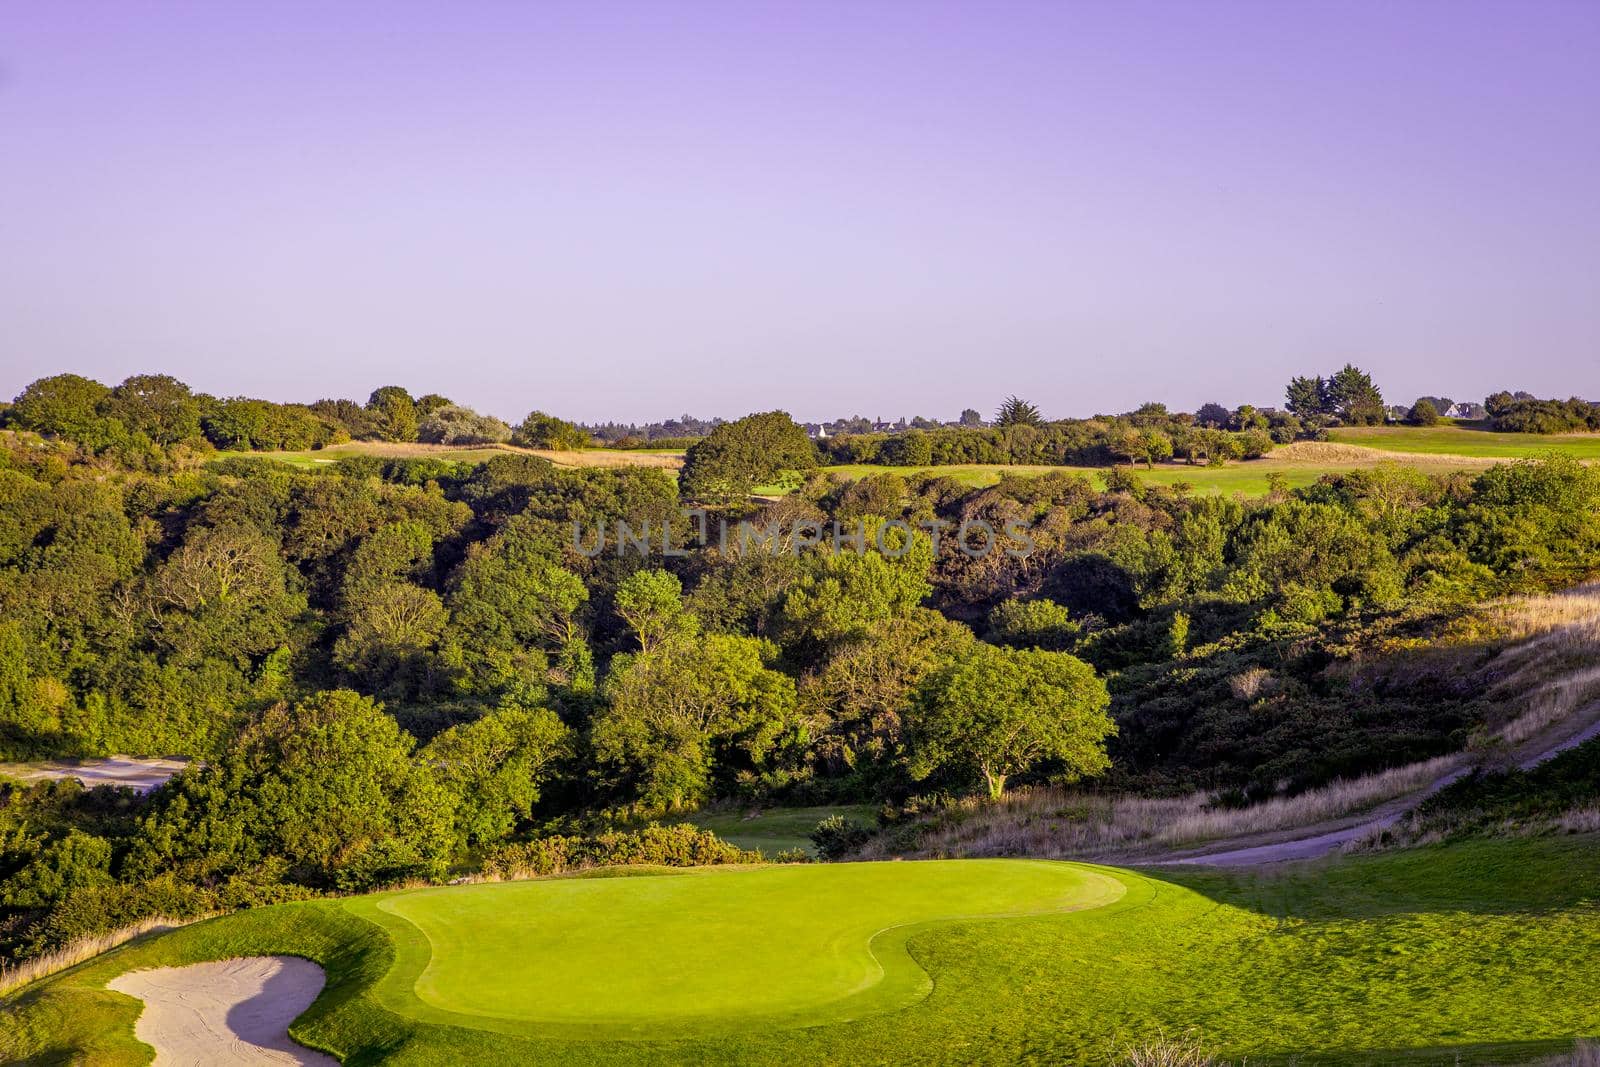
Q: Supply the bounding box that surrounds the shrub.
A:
[482,824,760,879]
[810,814,873,860]
[1408,399,1440,426]
[1227,667,1274,701]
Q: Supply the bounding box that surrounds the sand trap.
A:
[108,956,336,1065]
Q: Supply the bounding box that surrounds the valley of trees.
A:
[2,372,1600,961]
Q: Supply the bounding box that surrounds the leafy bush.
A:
[810,814,872,859]
[482,824,760,878]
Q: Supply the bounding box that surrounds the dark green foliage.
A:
[907,643,1113,798]
[107,374,204,445]
[809,814,872,859]
[1284,375,1327,419]
[1484,390,1600,433]
[482,823,760,876]
[680,411,817,502]
[9,375,115,447]
[511,410,590,450]
[994,396,1044,428]
[366,386,420,442]
[422,704,572,848]
[1283,365,1388,425]
[986,598,1080,651]
[126,690,455,893]
[1408,398,1441,426]
[1407,737,1600,839]
[1325,364,1386,425]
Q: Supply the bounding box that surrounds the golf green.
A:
[351,859,1126,1037]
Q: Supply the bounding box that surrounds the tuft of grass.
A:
[1116,1030,1224,1066]
[0,915,204,998]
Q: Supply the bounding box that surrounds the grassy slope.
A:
[5,837,1599,1065]
[1329,424,1600,458]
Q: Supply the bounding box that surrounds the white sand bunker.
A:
[108,956,337,1065]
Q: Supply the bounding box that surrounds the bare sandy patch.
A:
[0,756,189,793]
[108,956,335,1065]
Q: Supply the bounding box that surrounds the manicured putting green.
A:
[354,859,1124,1036]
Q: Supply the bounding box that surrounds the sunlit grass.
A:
[6,837,1599,1065]
[1329,424,1600,458]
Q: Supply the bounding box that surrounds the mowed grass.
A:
[793,448,1492,498]
[354,860,1122,1036]
[6,836,1600,1064]
[668,803,877,855]
[1330,423,1600,458]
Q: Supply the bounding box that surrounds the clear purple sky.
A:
[4,1,1597,423]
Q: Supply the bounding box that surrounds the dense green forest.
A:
[2,373,1599,962]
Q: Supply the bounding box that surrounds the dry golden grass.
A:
[1556,807,1600,835]
[266,440,683,470]
[1472,586,1600,748]
[531,447,682,470]
[866,757,1455,861]
[1114,1030,1225,1066]
[1270,440,1497,467]
[0,915,207,998]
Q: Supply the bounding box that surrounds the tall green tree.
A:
[512,411,589,450]
[591,633,796,811]
[10,375,114,448]
[906,644,1113,798]
[127,690,454,890]
[613,569,698,653]
[777,523,934,650]
[366,386,419,442]
[679,411,816,504]
[443,519,588,699]
[1284,375,1327,418]
[994,396,1044,428]
[421,703,571,847]
[108,374,202,445]
[1325,364,1386,425]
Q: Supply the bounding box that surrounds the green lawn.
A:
[1330,424,1600,458]
[355,860,1121,1037]
[787,455,1480,498]
[5,837,1599,1065]
[667,804,877,855]
[252,445,513,470]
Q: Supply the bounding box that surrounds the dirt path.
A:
[107,957,335,1065]
[0,756,189,793]
[1168,713,1600,867]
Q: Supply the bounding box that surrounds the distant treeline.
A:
[0,374,591,466]
[1484,391,1600,434]
[816,402,1294,469]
